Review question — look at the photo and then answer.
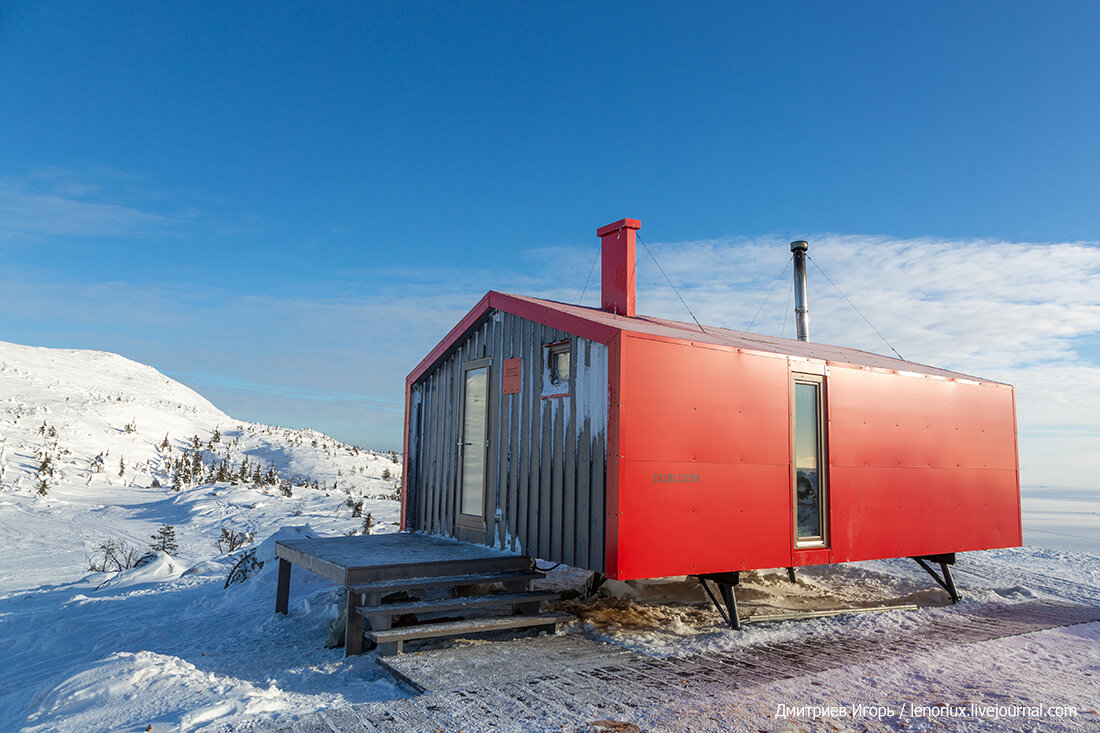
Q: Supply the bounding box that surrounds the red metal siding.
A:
[826,365,1021,563]
[608,335,1021,580]
[611,334,793,579]
[604,334,623,579]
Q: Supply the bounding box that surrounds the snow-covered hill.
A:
[0,340,409,731]
[0,340,402,591]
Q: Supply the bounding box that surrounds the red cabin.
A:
[400,218,1021,607]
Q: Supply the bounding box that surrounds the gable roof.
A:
[407,290,1004,386]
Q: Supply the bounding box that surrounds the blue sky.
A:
[1,3,1098,487]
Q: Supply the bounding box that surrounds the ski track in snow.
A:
[0,339,1097,732]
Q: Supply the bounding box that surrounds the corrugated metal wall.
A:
[406,309,608,572]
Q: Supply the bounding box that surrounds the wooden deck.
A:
[274,531,569,656]
[275,532,529,585]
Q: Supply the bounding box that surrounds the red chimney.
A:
[597,218,641,317]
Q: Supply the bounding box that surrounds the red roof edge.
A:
[406,291,621,386]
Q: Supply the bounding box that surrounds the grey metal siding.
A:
[407,309,608,572]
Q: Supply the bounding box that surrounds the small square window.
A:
[547,343,570,386]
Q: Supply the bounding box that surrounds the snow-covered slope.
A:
[0,340,402,592]
[0,340,401,498]
[0,340,408,731]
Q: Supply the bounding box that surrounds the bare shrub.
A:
[89,538,141,573]
[224,549,263,588]
[215,528,255,553]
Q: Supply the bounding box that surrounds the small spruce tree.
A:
[150,524,179,554]
[118,457,125,477]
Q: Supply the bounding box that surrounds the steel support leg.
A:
[698,572,741,630]
[912,554,960,603]
[787,567,797,584]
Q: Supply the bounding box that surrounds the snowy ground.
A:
[0,341,406,731]
[1,340,1097,732]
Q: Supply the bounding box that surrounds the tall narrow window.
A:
[793,376,827,545]
[460,366,488,517]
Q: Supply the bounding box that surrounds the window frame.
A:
[541,339,573,398]
[547,341,571,386]
[791,372,829,548]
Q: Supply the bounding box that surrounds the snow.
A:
[0,340,407,731]
[1,338,1097,732]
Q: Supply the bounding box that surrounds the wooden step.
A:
[349,569,544,596]
[366,613,575,645]
[356,591,560,618]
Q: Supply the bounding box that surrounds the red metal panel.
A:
[617,338,790,465]
[827,367,1017,471]
[828,466,1021,561]
[826,364,1021,562]
[616,460,791,578]
[604,333,623,580]
[792,548,831,567]
[607,335,1021,580]
[611,334,793,580]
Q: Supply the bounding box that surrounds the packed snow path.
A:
[236,600,1100,733]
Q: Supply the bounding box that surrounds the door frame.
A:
[456,357,492,542]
